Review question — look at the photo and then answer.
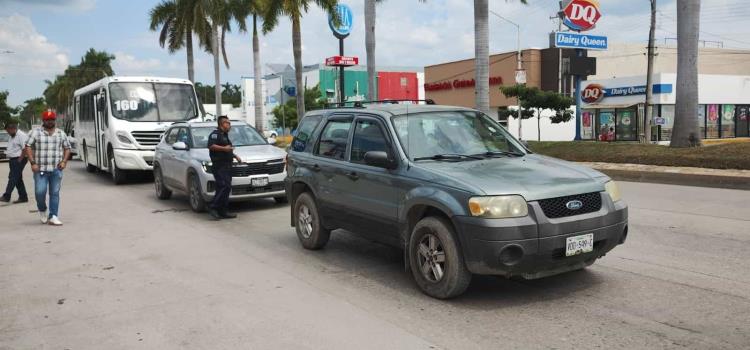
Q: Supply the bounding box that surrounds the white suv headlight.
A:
[605,181,622,202]
[469,195,528,218]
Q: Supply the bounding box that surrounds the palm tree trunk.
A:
[212,22,222,117]
[253,15,264,131]
[186,32,195,83]
[474,0,490,115]
[292,16,305,124]
[671,0,701,147]
[365,0,376,101]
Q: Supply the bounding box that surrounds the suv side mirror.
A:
[364,151,397,170]
[520,140,530,149]
[173,141,188,151]
[267,137,277,145]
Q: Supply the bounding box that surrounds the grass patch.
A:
[528,141,750,170]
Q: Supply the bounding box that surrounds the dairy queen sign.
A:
[562,0,602,32]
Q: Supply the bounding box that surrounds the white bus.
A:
[74,76,202,184]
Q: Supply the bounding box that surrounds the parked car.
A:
[285,102,628,299]
[0,131,9,161]
[153,121,288,212]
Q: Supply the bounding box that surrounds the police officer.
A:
[207,116,242,220]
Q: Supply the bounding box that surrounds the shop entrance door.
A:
[616,108,638,141]
[736,105,749,137]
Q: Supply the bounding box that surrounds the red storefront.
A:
[377,72,418,100]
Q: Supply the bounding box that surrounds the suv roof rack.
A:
[325,99,435,109]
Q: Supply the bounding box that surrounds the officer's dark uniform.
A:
[207,128,233,213]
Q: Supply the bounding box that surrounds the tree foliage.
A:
[271,85,324,130]
[18,97,46,128]
[43,49,115,112]
[194,82,242,107]
[0,91,19,127]
[500,84,574,124]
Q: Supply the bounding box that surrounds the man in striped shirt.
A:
[24,110,71,226]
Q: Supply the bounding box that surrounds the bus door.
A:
[94,90,108,170]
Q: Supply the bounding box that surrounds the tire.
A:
[188,173,206,212]
[293,192,330,250]
[109,152,127,185]
[154,165,172,200]
[274,196,288,204]
[83,143,96,173]
[409,216,472,299]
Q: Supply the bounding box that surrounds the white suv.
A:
[153,121,288,212]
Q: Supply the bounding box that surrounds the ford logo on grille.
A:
[566,200,584,210]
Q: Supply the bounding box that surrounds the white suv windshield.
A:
[392,111,526,160]
[109,82,198,122]
[191,125,267,148]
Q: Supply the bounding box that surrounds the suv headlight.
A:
[201,161,213,174]
[468,195,528,218]
[605,181,622,202]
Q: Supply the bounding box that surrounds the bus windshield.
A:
[109,82,198,122]
[191,125,267,148]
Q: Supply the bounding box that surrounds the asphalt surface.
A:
[1,160,749,350]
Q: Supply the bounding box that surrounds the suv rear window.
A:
[315,119,352,160]
[291,115,322,152]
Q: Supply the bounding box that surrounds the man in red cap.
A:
[24,109,71,226]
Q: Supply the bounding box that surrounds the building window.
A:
[721,104,735,138]
[698,105,706,139]
[706,104,720,139]
[660,105,675,141]
[616,108,638,141]
[596,109,615,141]
[737,105,749,138]
[581,110,594,140]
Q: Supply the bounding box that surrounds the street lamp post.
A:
[489,11,523,140]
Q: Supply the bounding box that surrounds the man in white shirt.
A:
[1,120,28,203]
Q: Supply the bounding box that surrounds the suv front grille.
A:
[232,182,285,195]
[538,192,602,219]
[131,131,164,146]
[232,160,285,177]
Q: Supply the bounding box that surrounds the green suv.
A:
[285,102,628,299]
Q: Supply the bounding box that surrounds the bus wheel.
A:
[83,143,96,173]
[109,152,127,185]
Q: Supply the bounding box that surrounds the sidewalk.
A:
[580,162,750,190]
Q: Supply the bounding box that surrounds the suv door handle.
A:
[311,164,321,172]
[347,171,359,181]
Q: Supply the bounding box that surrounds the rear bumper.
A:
[454,195,628,279]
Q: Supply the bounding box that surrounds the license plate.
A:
[251,177,269,188]
[565,233,594,257]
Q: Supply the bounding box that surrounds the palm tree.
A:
[234,0,266,131]
[671,0,701,147]
[262,0,340,123]
[473,0,526,115]
[149,0,197,82]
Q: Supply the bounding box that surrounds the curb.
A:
[579,162,750,191]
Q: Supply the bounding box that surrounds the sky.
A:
[1,0,749,106]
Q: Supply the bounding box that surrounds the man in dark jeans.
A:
[207,116,242,220]
[1,121,29,203]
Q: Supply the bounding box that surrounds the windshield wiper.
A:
[413,153,484,161]
[475,151,525,158]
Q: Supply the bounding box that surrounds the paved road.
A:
[1,161,749,350]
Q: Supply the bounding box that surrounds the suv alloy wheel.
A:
[409,216,472,299]
[293,192,330,250]
[154,165,172,200]
[188,173,206,212]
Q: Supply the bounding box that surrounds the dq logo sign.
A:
[582,84,605,104]
[563,0,602,32]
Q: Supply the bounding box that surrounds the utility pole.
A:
[556,1,563,94]
[643,0,657,143]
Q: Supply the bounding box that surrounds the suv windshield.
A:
[191,125,267,148]
[392,111,526,160]
[109,82,198,122]
[0,132,9,142]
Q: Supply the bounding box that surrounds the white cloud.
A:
[113,51,162,73]
[0,14,69,76]
[0,0,96,11]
